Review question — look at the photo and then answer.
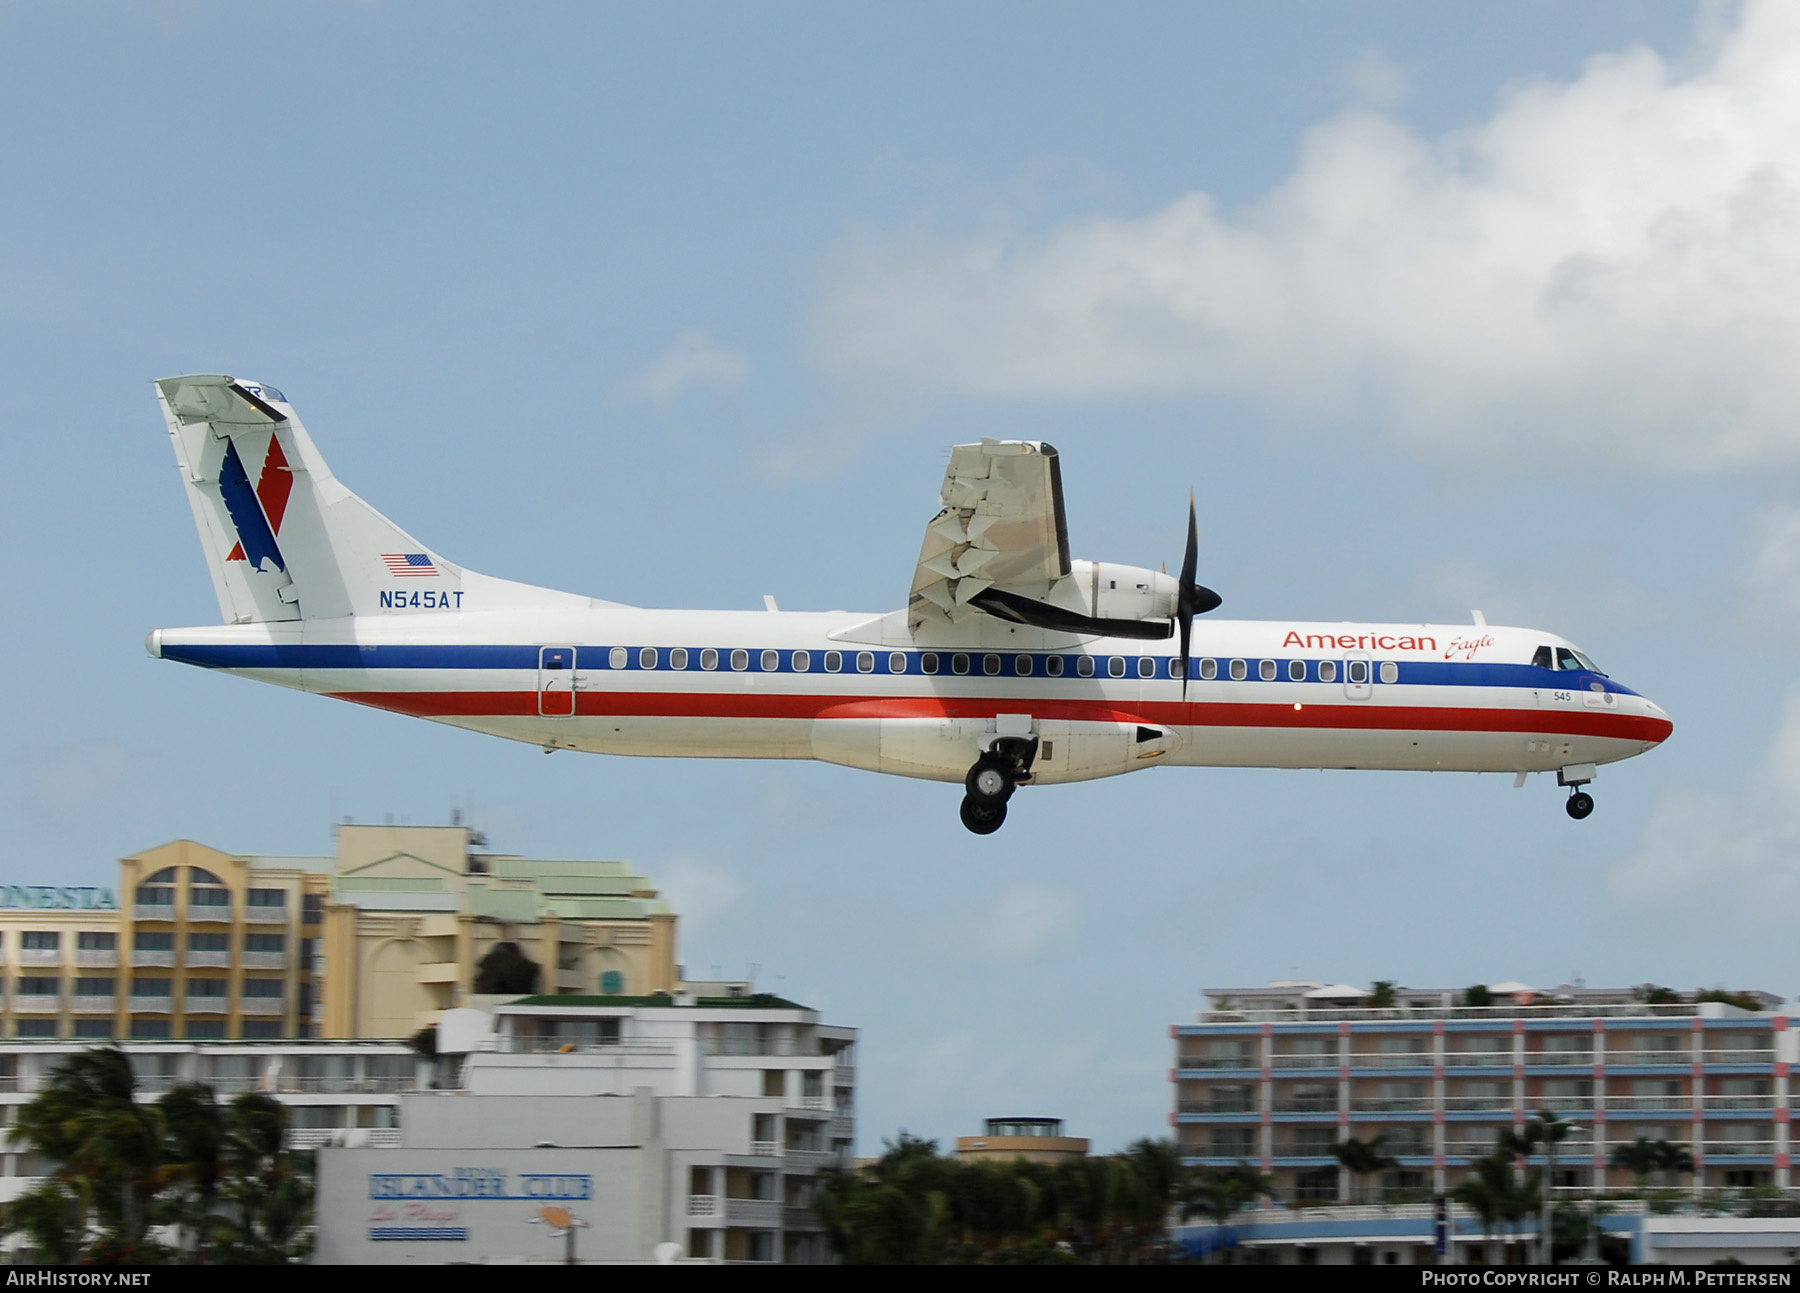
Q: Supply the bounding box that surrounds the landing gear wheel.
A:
[965,759,1014,803]
[1566,790,1595,820]
[960,794,1007,835]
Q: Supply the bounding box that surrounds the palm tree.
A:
[208,1093,315,1264]
[1610,1136,1661,1190]
[1178,1163,1273,1263]
[158,1083,226,1260]
[1452,1151,1539,1264]
[1334,1133,1398,1203]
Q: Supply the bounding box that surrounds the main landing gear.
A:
[1565,791,1595,821]
[960,738,1039,835]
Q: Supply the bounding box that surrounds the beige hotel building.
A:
[0,824,680,1042]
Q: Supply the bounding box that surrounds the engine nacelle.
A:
[1071,560,1180,623]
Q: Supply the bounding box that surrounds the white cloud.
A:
[652,854,742,932]
[1743,505,1800,638]
[984,882,1078,959]
[1608,685,1800,920]
[814,1,1800,471]
[1345,45,1412,110]
[619,329,750,402]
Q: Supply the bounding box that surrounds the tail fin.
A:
[157,375,460,623]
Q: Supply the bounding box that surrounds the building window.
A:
[185,1020,226,1039]
[77,931,116,950]
[129,1019,171,1039]
[73,1019,114,1039]
[242,1020,284,1039]
[16,1020,57,1038]
[16,977,59,996]
[73,978,115,997]
[135,884,174,905]
[303,894,324,924]
[190,887,231,909]
[188,932,228,952]
[600,971,625,995]
[132,977,172,997]
[246,933,285,953]
[247,889,286,909]
[134,931,173,951]
[187,978,228,998]
[241,979,283,999]
[21,931,59,950]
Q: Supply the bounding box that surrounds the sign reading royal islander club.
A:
[0,886,117,911]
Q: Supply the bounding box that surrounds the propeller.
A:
[1177,493,1222,699]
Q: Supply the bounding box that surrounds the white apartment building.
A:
[314,992,856,1264]
[1173,979,1794,1202]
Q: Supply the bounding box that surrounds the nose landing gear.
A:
[959,737,1038,835]
[1559,763,1597,820]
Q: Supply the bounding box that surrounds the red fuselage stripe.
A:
[324,690,1674,743]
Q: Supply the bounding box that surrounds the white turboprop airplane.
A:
[148,375,1672,834]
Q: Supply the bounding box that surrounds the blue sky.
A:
[4,1,1796,1152]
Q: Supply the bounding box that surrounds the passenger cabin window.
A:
[670,648,688,670]
[1046,655,1064,677]
[639,647,657,669]
[1288,659,1305,682]
[1138,656,1154,678]
[609,646,627,669]
[1229,659,1247,681]
[890,653,907,674]
[1199,658,1217,681]
[761,649,779,671]
[1076,656,1095,678]
[857,652,875,673]
[1319,660,1337,683]
[825,651,842,673]
[1347,659,1370,684]
[1108,656,1127,678]
[1171,658,1185,679]
[700,648,719,671]
[792,650,810,672]
[952,653,970,675]
[1380,661,1398,684]
[1015,655,1032,676]
[731,649,749,671]
[984,654,1001,676]
[921,653,939,675]
[1259,659,1277,682]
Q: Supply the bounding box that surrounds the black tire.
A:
[960,794,1007,835]
[965,759,1012,802]
[1566,791,1595,820]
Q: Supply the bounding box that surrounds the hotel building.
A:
[1172,979,1793,1200]
[0,824,678,1042]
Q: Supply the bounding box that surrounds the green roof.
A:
[508,993,810,1011]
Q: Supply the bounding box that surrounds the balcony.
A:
[128,994,172,1012]
[1277,1144,1340,1159]
[688,1194,720,1218]
[183,995,228,1015]
[830,1116,854,1141]
[12,994,60,1013]
[1444,1139,1507,1157]
[750,1140,779,1157]
[1703,1096,1773,1111]
[186,951,230,969]
[1271,1100,1337,1115]
[1445,1053,1514,1068]
[1443,1096,1513,1112]
[74,950,118,968]
[782,1149,840,1172]
[1703,1140,1776,1158]
[242,952,286,971]
[240,998,285,1017]
[132,951,175,968]
[1702,1050,1775,1067]
[1528,1052,1595,1067]
[1350,1098,1434,1114]
[1532,1097,1592,1112]
[186,905,232,924]
[243,906,287,925]
[795,1095,828,1111]
[16,949,62,967]
[1185,1054,1260,1070]
[1349,1052,1431,1069]
[724,1198,782,1225]
[1611,1050,1690,1066]
[133,904,174,922]
[1604,1096,1690,1112]
[1269,1054,1337,1070]
[70,995,116,1014]
[784,1206,823,1231]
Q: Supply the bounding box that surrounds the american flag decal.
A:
[381,553,438,577]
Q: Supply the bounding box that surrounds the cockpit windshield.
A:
[1533,644,1606,675]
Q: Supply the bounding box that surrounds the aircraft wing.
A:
[908,439,1071,627]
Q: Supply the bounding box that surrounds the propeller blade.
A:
[1178,495,1198,699]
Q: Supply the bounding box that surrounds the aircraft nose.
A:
[1639,694,1673,744]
